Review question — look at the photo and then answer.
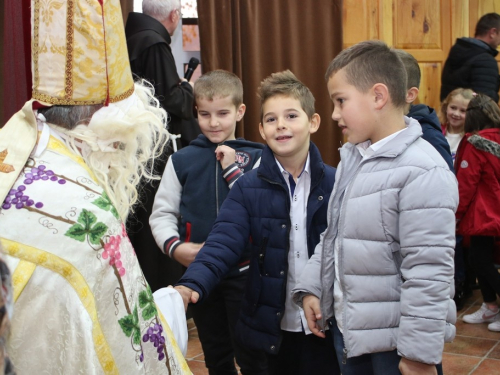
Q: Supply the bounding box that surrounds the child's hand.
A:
[215,145,236,170]
[173,242,204,267]
[302,294,325,338]
[399,358,437,375]
[173,285,200,311]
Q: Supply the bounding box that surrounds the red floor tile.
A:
[454,319,500,340]
[441,353,482,375]
[471,358,500,374]
[187,359,209,375]
[487,342,500,360]
[445,335,498,357]
[186,337,204,360]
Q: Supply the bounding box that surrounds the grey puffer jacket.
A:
[293,118,458,365]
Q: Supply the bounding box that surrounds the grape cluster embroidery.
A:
[1,165,67,211]
[24,165,66,185]
[103,235,126,276]
[141,324,167,362]
[2,185,43,210]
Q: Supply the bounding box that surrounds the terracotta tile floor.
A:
[185,289,500,375]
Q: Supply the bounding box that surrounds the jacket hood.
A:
[189,133,266,150]
[468,130,500,158]
[408,104,441,132]
[125,12,171,44]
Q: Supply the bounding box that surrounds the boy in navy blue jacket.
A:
[150,70,267,375]
[394,50,453,170]
[175,70,339,375]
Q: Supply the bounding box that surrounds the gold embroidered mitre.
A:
[32,0,134,105]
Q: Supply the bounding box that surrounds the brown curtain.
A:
[197,0,343,166]
[2,0,31,125]
[120,0,134,25]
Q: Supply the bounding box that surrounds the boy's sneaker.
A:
[463,303,499,324]
[488,315,500,332]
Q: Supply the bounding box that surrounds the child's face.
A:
[445,94,470,133]
[259,95,319,160]
[196,96,245,144]
[327,69,376,144]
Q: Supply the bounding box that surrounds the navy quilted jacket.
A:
[177,142,336,354]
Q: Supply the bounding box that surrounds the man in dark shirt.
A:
[441,13,500,102]
[125,0,199,291]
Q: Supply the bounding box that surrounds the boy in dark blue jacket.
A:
[150,70,267,375]
[175,70,339,375]
[394,49,454,170]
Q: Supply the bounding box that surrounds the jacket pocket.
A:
[390,241,404,282]
[258,237,269,275]
[242,255,262,316]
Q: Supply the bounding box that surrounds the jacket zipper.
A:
[331,153,366,362]
[216,145,221,215]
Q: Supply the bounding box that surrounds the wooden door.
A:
[343,0,500,111]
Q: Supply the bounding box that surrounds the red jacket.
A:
[455,128,500,236]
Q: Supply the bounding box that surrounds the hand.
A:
[302,294,325,338]
[179,78,194,88]
[399,357,437,375]
[173,242,204,267]
[173,285,200,311]
[215,145,236,170]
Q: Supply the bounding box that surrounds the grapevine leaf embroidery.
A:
[138,286,157,320]
[92,192,119,219]
[65,209,108,244]
[118,305,141,345]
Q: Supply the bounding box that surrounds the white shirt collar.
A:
[275,153,311,178]
[356,125,407,159]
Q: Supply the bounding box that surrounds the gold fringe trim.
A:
[64,0,75,100]
[32,85,134,106]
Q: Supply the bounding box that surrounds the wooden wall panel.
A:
[394,0,442,49]
[343,0,379,47]
[344,0,453,110]
[469,0,500,36]
[343,0,500,110]
[417,62,442,106]
[451,0,469,38]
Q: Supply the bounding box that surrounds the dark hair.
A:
[38,105,102,129]
[194,69,243,107]
[257,70,316,122]
[475,13,500,37]
[394,49,421,90]
[464,93,500,133]
[324,40,408,108]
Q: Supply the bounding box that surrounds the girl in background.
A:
[439,88,474,163]
[440,88,474,310]
[456,93,500,332]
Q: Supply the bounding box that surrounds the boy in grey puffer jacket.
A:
[292,40,458,375]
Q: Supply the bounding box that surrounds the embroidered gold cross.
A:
[0,149,14,173]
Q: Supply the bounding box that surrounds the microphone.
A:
[184,57,200,81]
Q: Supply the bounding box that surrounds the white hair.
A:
[142,0,181,22]
[53,80,169,221]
